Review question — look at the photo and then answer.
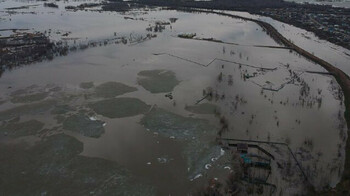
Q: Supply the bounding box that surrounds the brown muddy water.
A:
[0,1,347,195]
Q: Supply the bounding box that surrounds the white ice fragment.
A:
[205,164,212,169]
[220,148,225,156]
[169,136,175,139]
[89,116,97,121]
[146,162,152,165]
[193,174,203,180]
[102,123,107,127]
[224,166,231,170]
[211,157,218,162]
[157,157,168,164]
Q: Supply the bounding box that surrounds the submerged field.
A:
[0,0,348,195]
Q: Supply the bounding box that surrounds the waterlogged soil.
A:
[0,133,155,196]
[94,82,137,98]
[137,70,180,93]
[89,97,150,118]
[62,114,105,138]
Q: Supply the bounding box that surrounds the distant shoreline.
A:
[285,0,350,8]
[128,0,350,50]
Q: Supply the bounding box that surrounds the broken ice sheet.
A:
[62,113,105,138]
[140,107,222,178]
[157,155,173,164]
[94,81,137,98]
[0,133,156,195]
[137,70,180,93]
[0,120,44,138]
[89,97,150,118]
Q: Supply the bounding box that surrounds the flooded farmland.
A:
[0,0,348,195]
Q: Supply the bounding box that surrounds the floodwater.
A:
[0,1,348,195]
[224,10,350,76]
